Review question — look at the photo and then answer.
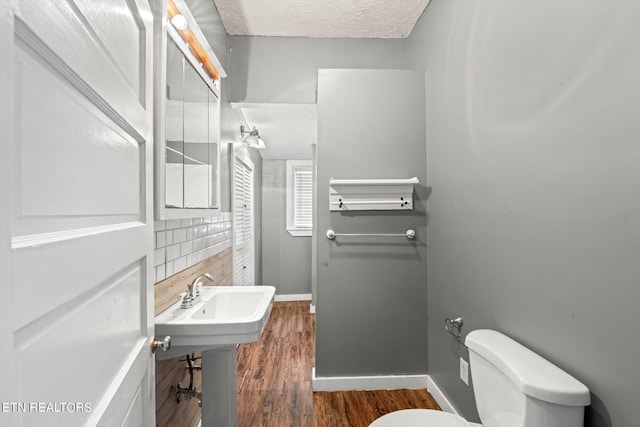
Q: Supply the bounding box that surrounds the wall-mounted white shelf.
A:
[329,177,419,211]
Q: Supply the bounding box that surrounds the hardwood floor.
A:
[236,301,440,427]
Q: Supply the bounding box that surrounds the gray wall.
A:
[186,0,263,284]
[407,1,640,425]
[315,69,428,377]
[261,160,312,294]
[228,36,407,103]
[225,36,409,285]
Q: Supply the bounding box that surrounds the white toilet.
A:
[370,329,591,427]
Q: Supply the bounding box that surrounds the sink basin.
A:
[155,284,276,426]
[155,285,275,360]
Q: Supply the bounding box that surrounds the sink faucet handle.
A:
[179,292,194,309]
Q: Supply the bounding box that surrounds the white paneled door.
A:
[232,153,254,286]
[0,1,155,426]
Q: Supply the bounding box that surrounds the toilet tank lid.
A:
[465,330,590,406]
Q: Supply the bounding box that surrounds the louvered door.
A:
[232,154,254,286]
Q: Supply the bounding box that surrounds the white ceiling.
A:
[234,103,317,160]
[213,0,430,38]
[219,1,430,160]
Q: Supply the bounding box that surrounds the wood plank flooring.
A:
[236,301,440,427]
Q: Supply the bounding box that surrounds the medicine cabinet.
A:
[154,0,226,219]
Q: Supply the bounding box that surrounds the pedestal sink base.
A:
[154,285,275,426]
[201,346,238,427]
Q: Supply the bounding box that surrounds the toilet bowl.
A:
[369,330,590,427]
[369,409,477,427]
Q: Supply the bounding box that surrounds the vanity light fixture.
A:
[167,0,220,81]
[240,125,266,149]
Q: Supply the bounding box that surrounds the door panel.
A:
[14,263,144,418]
[73,0,144,96]
[16,1,148,128]
[0,0,155,426]
[13,44,143,233]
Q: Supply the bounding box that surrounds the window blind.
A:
[293,167,312,229]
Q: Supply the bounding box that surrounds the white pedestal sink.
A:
[155,285,276,427]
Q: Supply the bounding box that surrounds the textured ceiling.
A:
[212,0,430,38]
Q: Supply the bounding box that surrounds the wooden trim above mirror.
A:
[167,0,221,81]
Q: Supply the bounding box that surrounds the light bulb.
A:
[171,14,188,31]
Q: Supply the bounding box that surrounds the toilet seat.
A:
[369,409,471,427]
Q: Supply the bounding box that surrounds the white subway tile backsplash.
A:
[153,214,232,283]
[154,248,166,266]
[166,243,181,261]
[155,264,166,283]
[166,219,181,230]
[156,231,167,249]
[174,256,187,273]
[194,237,204,251]
[213,240,231,254]
[165,231,174,246]
[180,241,194,256]
[165,260,174,277]
[173,228,187,243]
[187,253,198,267]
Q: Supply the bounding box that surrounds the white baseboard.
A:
[200,371,473,426]
[274,293,312,302]
[312,367,428,392]
[426,376,460,416]
[309,304,316,313]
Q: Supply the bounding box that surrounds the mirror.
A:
[208,90,219,207]
[182,59,210,207]
[163,34,220,212]
[165,38,184,208]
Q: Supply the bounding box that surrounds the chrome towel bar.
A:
[326,229,416,240]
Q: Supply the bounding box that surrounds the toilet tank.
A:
[465,330,590,427]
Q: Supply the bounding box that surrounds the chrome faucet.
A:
[190,273,214,300]
[180,273,214,309]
